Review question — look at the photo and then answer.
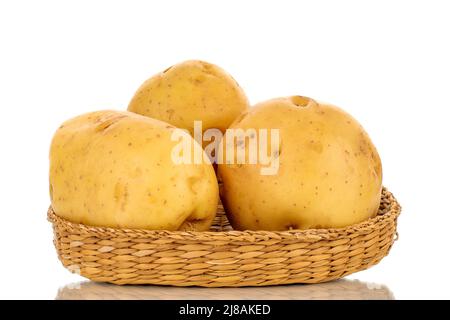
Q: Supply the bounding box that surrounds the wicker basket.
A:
[48,187,401,287]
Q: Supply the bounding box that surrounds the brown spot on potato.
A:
[286,223,299,230]
[272,142,282,159]
[198,61,215,75]
[49,184,53,201]
[95,114,127,133]
[359,143,368,156]
[162,65,173,73]
[308,140,323,153]
[114,182,129,211]
[194,74,207,84]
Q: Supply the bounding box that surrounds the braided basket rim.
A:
[47,187,401,242]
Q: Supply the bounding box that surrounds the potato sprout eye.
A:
[290,95,315,108]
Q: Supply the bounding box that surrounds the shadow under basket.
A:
[48,187,401,287]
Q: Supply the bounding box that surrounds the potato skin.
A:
[218,96,382,231]
[128,60,249,135]
[49,110,218,230]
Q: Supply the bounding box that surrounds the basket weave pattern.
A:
[48,187,401,287]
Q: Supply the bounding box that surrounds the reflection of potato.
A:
[218,96,382,231]
[128,60,249,136]
[56,279,394,300]
[49,110,218,230]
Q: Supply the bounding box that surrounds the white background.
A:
[0,0,449,299]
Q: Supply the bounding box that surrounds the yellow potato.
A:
[218,96,382,231]
[128,60,249,136]
[49,110,218,231]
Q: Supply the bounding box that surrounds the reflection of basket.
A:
[48,187,401,287]
[56,279,395,300]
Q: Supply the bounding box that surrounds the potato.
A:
[218,96,382,231]
[128,60,249,136]
[49,110,218,231]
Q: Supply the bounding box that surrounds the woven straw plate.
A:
[48,187,401,287]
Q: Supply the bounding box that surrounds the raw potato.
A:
[128,60,249,136]
[49,110,218,231]
[218,96,382,231]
